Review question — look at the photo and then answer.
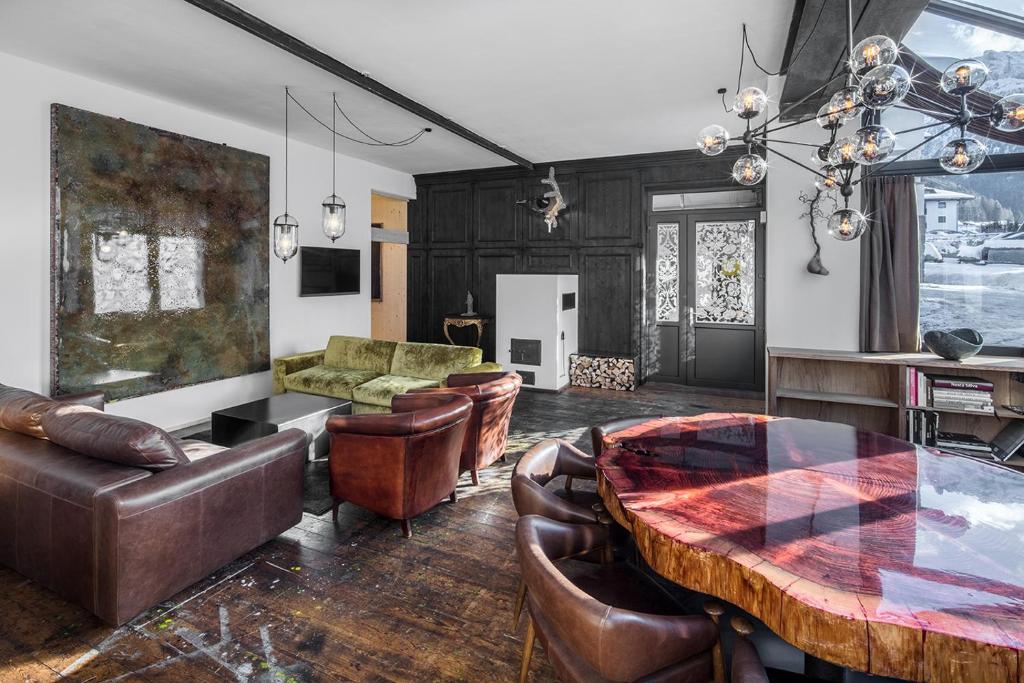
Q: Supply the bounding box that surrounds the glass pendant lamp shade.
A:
[992,94,1024,132]
[939,137,987,174]
[322,194,346,241]
[732,153,767,185]
[828,208,867,241]
[273,213,299,262]
[813,143,832,164]
[815,102,843,130]
[734,87,767,119]
[941,59,989,95]
[816,165,840,191]
[94,234,117,262]
[860,64,912,110]
[829,86,862,121]
[852,35,898,75]
[828,136,858,166]
[853,125,896,164]
[696,124,730,155]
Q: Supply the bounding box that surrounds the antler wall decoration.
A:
[516,166,566,232]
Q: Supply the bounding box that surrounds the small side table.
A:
[443,314,492,346]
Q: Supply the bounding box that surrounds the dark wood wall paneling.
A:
[408,148,744,362]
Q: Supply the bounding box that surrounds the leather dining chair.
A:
[729,616,770,683]
[590,415,663,457]
[515,514,721,683]
[326,392,472,538]
[410,371,522,485]
[511,438,602,524]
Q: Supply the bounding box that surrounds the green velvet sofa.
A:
[273,336,501,411]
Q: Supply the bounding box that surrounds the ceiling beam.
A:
[182,0,534,169]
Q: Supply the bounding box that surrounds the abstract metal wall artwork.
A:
[694,220,755,325]
[50,104,270,400]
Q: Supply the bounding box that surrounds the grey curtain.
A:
[860,175,921,352]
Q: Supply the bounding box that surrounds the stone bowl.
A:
[923,328,984,361]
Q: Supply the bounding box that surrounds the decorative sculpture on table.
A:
[798,188,836,276]
[463,290,476,316]
[516,166,566,232]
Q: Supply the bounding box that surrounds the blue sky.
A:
[905,2,1024,58]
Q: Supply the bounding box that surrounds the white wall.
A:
[764,77,862,351]
[0,51,415,429]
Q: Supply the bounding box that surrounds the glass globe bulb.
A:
[95,236,116,262]
[828,136,858,166]
[860,64,912,110]
[829,86,862,122]
[273,213,299,262]
[852,35,898,75]
[992,94,1024,132]
[939,137,987,174]
[732,153,767,185]
[696,124,730,156]
[815,102,842,131]
[812,143,832,164]
[322,194,346,241]
[734,87,767,120]
[853,125,896,165]
[828,208,867,241]
[816,165,840,191]
[941,59,989,95]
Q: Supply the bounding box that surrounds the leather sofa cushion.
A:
[324,335,397,374]
[0,384,58,439]
[390,342,482,381]
[41,405,188,471]
[352,375,439,407]
[283,366,381,400]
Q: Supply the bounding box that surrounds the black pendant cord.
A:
[332,92,337,193]
[284,86,289,216]
[286,89,429,147]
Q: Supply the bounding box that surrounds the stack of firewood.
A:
[569,354,637,391]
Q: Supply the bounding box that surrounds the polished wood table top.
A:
[596,413,1024,683]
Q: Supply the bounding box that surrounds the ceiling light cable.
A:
[285,89,430,147]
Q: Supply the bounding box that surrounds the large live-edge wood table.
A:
[596,413,1024,683]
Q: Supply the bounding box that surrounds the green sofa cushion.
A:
[390,342,483,381]
[352,375,440,407]
[324,336,397,374]
[283,365,381,400]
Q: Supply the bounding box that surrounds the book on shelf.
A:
[906,408,939,447]
[928,375,994,392]
[905,368,996,413]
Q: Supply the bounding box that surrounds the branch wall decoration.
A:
[50,104,270,400]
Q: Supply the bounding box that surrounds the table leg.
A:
[443,321,455,345]
[804,654,844,682]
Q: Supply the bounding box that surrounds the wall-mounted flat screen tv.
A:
[300,247,360,296]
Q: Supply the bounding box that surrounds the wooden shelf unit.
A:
[768,348,1024,464]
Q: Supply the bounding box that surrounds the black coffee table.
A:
[211,393,352,461]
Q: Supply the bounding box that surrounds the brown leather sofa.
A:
[516,515,719,683]
[0,383,307,626]
[326,392,472,538]
[410,371,522,485]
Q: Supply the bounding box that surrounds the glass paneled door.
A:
[644,205,764,390]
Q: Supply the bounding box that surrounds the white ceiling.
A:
[0,0,795,174]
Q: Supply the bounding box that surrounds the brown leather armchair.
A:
[410,371,522,485]
[730,616,770,683]
[516,515,719,683]
[511,439,600,524]
[590,415,663,456]
[326,392,472,538]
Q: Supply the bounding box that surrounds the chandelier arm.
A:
[759,137,826,148]
[890,103,958,119]
[751,140,830,181]
[892,119,957,136]
[852,122,959,185]
[906,93,961,116]
[754,72,849,130]
[758,116,819,136]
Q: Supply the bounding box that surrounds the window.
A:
[918,171,1024,349]
[938,201,947,209]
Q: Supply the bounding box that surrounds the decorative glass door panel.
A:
[694,220,755,325]
[656,222,680,323]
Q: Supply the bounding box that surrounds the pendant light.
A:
[273,86,299,262]
[322,93,347,242]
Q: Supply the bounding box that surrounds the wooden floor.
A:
[0,385,763,683]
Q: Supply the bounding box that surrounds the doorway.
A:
[370,192,409,341]
[644,191,765,391]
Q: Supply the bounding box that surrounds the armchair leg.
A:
[499,453,507,463]
[703,601,726,683]
[519,615,536,683]
[564,475,574,492]
[471,469,480,486]
[512,578,527,629]
[449,489,458,503]
[331,497,342,524]
[400,519,413,538]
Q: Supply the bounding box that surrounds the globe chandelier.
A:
[697,0,1024,241]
